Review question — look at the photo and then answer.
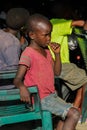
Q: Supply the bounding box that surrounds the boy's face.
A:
[31,22,52,48]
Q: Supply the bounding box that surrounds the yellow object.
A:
[50,18,72,63]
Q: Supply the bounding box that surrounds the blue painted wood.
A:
[0,70,17,79]
[0,70,53,130]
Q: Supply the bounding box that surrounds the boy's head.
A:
[26,13,52,47]
[6,8,29,30]
[26,13,52,33]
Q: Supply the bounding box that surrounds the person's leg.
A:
[41,93,80,130]
[55,120,64,130]
[79,84,86,113]
[73,87,83,110]
[73,84,86,113]
[59,63,87,111]
[55,107,80,130]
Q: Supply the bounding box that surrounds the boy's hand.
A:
[19,86,31,103]
[49,42,60,54]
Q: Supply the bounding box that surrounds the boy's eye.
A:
[45,33,51,36]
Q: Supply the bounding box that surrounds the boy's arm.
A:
[49,42,61,76]
[14,65,31,103]
[54,52,61,76]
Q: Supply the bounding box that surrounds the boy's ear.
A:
[29,31,35,39]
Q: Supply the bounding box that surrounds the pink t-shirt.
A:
[19,47,55,99]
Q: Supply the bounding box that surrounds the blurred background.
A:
[0,0,87,20]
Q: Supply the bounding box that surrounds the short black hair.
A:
[6,8,29,30]
[26,13,52,32]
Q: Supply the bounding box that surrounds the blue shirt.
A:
[0,29,21,70]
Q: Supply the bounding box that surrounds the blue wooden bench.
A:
[81,86,87,123]
[0,70,53,130]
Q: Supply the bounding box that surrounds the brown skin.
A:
[73,84,86,114]
[14,18,80,130]
[84,21,87,30]
[71,20,85,27]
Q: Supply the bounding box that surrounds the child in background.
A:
[0,7,29,89]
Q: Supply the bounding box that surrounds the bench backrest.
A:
[0,70,53,130]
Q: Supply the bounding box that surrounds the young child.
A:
[0,7,29,89]
[0,7,29,71]
[14,13,80,130]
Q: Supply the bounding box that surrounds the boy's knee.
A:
[67,107,80,120]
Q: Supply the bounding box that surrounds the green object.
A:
[0,70,53,130]
[50,18,72,63]
[81,86,87,123]
[74,27,87,70]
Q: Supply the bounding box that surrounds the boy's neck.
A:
[29,42,47,57]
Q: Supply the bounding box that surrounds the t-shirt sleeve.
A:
[19,48,31,67]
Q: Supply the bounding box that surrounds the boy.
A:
[14,13,80,130]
